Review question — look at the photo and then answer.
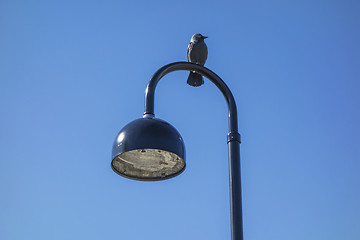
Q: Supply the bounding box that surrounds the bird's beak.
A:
[202,36,208,39]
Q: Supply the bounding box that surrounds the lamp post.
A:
[111,62,243,240]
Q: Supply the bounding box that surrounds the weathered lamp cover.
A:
[111,115,186,181]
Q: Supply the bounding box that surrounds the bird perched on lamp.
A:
[187,33,208,87]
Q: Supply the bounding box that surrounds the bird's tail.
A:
[187,72,204,87]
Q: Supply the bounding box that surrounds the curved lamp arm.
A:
[144,62,239,135]
[143,61,243,240]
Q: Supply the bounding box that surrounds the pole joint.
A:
[227,131,241,144]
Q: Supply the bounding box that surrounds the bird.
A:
[187,33,208,87]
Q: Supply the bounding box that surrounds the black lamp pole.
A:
[111,61,243,240]
[144,62,243,240]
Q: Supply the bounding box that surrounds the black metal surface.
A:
[112,61,243,240]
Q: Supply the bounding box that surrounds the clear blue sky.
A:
[1,0,359,239]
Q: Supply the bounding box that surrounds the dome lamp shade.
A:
[111,116,186,181]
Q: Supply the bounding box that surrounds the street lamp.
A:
[111,62,243,240]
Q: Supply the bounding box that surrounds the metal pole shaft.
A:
[228,136,243,240]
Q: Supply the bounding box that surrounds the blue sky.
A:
[1,0,359,239]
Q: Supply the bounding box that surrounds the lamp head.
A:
[111,115,186,181]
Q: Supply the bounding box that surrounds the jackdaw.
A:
[187,33,208,87]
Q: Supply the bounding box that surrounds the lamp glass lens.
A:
[112,149,185,180]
